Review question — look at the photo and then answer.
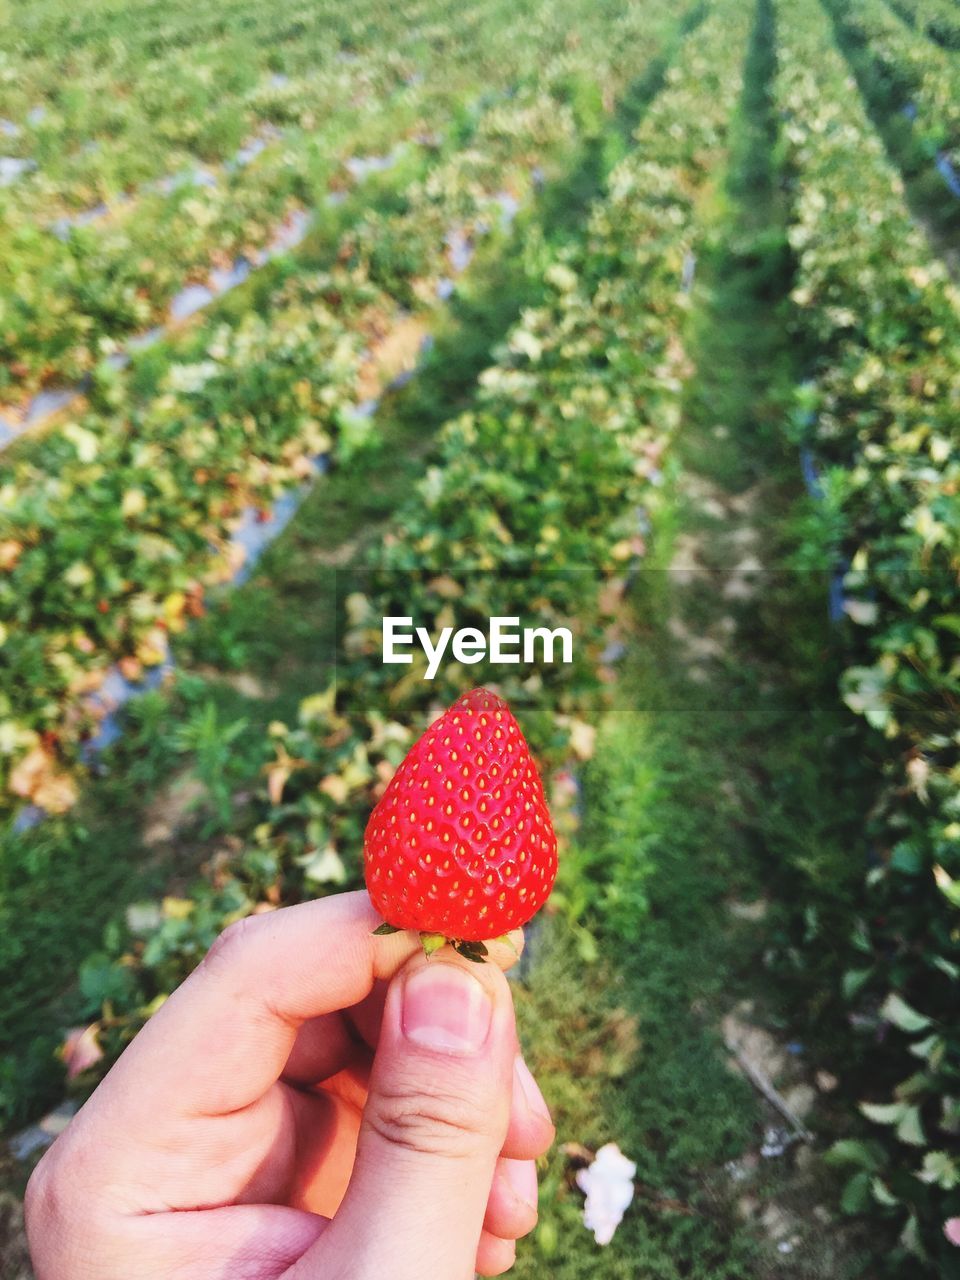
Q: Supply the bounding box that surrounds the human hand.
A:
[26,891,554,1279]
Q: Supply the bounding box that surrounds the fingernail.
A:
[514,1055,552,1125]
[502,1158,538,1213]
[402,963,493,1054]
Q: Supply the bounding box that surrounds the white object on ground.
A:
[575,1142,636,1245]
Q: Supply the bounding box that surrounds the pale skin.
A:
[25,891,555,1279]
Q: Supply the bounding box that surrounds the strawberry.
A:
[364,687,558,956]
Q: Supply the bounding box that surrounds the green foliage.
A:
[0,34,594,814]
[826,0,960,168]
[554,711,658,948]
[0,0,575,392]
[1,0,697,1130]
[512,916,762,1280]
[4,1,958,1275]
[774,0,960,1268]
[172,701,249,834]
[45,0,752,1114]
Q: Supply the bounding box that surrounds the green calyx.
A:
[372,922,520,963]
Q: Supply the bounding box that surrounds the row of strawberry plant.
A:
[890,0,960,51]
[5,0,324,61]
[0,0,543,398]
[825,0,960,172]
[774,0,960,1270]
[0,1,675,821]
[59,0,753,1107]
[0,0,436,186]
[0,0,659,401]
[2,0,645,214]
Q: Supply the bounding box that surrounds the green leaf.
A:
[536,1217,559,1258]
[880,992,930,1034]
[372,922,402,936]
[840,1171,873,1215]
[574,924,599,964]
[841,665,891,730]
[916,1151,959,1190]
[298,845,347,885]
[895,1105,926,1148]
[453,940,489,963]
[860,1101,907,1127]
[895,1071,929,1101]
[900,1214,924,1258]
[843,967,872,1000]
[824,1139,884,1173]
[909,1034,944,1067]
[851,921,872,954]
[933,955,960,980]
[934,865,960,907]
[889,842,922,876]
[871,1177,899,1208]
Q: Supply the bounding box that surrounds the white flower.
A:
[576,1143,636,1245]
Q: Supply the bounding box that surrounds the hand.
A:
[25,891,554,1279]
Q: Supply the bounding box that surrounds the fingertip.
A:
[502,1055,555,1159]
[394,943,514,1010]
[484,1157,539,1241]
[476,1230,517,1276]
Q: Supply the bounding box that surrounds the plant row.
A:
[774,0,960,1270]
[0,0,662,402]
[890,0,960,51]
[827,0,960,170]
[0,0,448,188]
[0,0,554,398]
[55,0,752,1101]
[1,0,650,212]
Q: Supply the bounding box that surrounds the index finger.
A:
[98,891,523,1124]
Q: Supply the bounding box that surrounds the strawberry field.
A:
[1,0,959,1276]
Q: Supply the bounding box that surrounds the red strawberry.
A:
[364,688,558,953]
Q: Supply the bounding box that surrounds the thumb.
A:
[305,949,517,1280]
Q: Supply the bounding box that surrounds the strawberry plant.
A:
[894,0,960,49]
[775,0,960,1267]
[827,0,960,168]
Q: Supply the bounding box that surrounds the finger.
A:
[130,1205,330,1280]
[281,1085,362,1218]
[97,892,419,1126]
[501,1054,555,1160]
[288,950,517,1280]
[281,1011,365,1087]
[484,1157,538,1240]
[286,1044,555,1163]
[476,1230,517,1277]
